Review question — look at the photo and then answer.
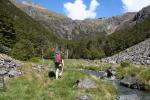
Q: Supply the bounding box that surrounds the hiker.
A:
[54,47,64,79]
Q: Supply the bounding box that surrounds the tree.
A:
[11,39,35,60]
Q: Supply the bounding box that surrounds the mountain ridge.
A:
[11,0,136,39]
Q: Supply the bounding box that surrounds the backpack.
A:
[55,50,61,64]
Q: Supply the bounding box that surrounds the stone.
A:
[8,69,22,77]
[106,66,116,78]
[117,94,140,100]
[120,76,145,90]
[75,78,96,89]
[0,70,8,75]
[74,95,92,100]
[0,53,22,77]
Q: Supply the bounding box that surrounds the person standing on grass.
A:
[54,47,64,79]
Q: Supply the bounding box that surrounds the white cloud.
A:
[122,0,150,12]
[64,0,99,20]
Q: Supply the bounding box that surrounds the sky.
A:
[25,0,150,20]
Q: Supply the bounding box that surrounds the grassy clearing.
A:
[36,59,111,71]
[0,62,117,100]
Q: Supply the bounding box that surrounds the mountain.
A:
[11,0,136,39]
[103,5,150,56]
[1,0,150,61]
[0,0,57,60]
[116,5,150,31]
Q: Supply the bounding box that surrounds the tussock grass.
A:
[63,59,111,71]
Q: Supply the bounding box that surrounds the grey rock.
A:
[0,53,22,77]
[0,69,8,75]
[8,69,22,77]
[106,66,116,78]
[117,94,140,100]
[75,78,96,89]
[120,76,145,90]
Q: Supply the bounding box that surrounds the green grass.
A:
[0,62,117,100]
[2,59,149,100]
[36,59,111,71]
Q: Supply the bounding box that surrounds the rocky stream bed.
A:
[81,69,150,100]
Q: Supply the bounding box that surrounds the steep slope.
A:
[101,6,150,64]
[101,38,150,65]
[0,0,57,60]
[11,0,136,39]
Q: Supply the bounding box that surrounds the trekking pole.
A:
[42,48,44,66]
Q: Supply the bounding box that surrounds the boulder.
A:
[105,66,116,78]
[75,78,96,89]
[120,76,145,90]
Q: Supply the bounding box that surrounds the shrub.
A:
[43,48,54,59]
[120,60,130,68]
[29,57,40,63]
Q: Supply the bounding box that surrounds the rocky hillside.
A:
[117,5,150,31]
[11,0,136,39]
[0,53,22,77]
[101,38,150,65]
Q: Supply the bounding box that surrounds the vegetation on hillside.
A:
[0,0,57,60]
[62,16,150,59]
[103,18,150,56]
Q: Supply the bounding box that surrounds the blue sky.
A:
[29,0,150,20]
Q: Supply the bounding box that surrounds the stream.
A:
[81,69,150,100]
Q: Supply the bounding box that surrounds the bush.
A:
[29,57,40,63]
[120,60,130,68]
[83,49,91,59]
[89,48,105,60]
[43,48,54,59]
[139,69,150,82]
